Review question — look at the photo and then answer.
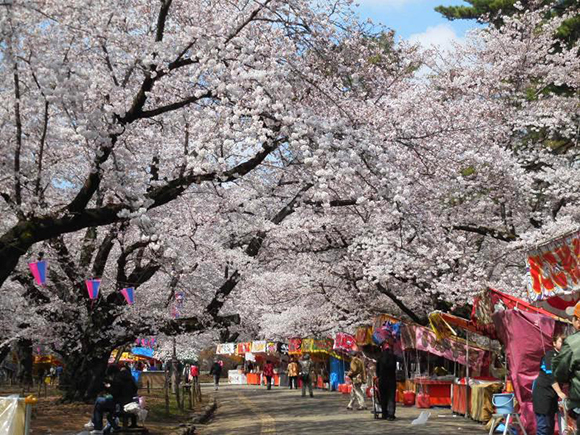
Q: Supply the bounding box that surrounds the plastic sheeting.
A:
[0,396,25,435]
[493,309,555,435]
[329,356,346,391]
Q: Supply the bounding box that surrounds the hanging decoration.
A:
[172,291,185,318]
[120,287,135,305]
[29,260,47,286]
[85,279,101,300]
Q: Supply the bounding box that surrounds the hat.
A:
[565,302,580,318]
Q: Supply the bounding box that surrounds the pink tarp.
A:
[493,309,555,435]
[401,324,488,371]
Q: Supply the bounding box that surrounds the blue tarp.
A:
[329,356,347,391]
[131,347,154,358]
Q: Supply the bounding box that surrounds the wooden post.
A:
[147,379,150,394]
[164,366,170,416]
[189,383,194,409]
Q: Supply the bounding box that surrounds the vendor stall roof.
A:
[533,290,579,321]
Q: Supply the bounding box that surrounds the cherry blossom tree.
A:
[0,0,368,288]
[231,7,579,337]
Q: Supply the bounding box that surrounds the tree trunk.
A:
[61,348,112,402]
[15,339,33,388]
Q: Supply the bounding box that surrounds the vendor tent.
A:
[493,309,555,435]
[401,323,489,372]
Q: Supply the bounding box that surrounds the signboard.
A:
[235,342,251,355]
[333,333,357,352]
[251,341,267,353]
[527,230,580,299]
[216,343,236,355]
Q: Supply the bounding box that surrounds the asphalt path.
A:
[197,384,487,435]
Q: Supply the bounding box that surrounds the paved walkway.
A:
[197,385,488,434]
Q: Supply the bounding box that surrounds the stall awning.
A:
[401,323,489,369]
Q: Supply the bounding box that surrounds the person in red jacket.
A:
[263,361,275,390]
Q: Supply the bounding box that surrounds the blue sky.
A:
[355,0,479,49]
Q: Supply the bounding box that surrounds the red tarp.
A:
[493,309,555,435]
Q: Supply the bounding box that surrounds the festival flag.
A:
[526,229,580,299]
[120,287,135,305]
[29,260,47,286]
[173,291,185,318]
[85,279,101,300]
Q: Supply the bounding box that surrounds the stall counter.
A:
[413,378,452,407]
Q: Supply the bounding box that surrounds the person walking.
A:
[346,350,367,410]
[288,359,299,389]
[534,333,567,435]
[299,354,314,397]
[189,363,199,383]
[377,341,397,420]
[263,361,275,390]
[209,360,223,391]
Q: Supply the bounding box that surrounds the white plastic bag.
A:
[411,411,431,425]
[123,402,140,415]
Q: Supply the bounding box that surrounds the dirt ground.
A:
[0,384,207,435]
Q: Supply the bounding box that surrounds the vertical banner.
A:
[172,291,185,318]
[527,230,580,299]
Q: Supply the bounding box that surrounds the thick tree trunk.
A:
[61,348,112,402]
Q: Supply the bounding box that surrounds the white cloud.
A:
[407,23,463,52]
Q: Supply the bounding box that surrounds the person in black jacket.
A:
[376,340,397,421]
[210,360,223,391]
[533,333,567,435]
[85,365,139,434]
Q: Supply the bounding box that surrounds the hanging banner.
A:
[172,291,185,318]
[85,279,101,300]
[301,338,333,354]
[266,342,278,354]
[288,338,302,354]
[333,333,357,352]
[235,342,251,355]
[278,342,289,355]
[216,343,236,355]
[401,324,488,369]
[120,287,135,305]
[355,325,373,346]
[29,260,47,286]
[527,230,580,299]
[251,341,267,353]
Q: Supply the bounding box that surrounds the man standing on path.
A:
[554,302,580,435]
[299,354,314,397]
[210,359,223,391]
[347,350,367,410]
[377,341,397,420]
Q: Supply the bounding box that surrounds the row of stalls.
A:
[216,338,353,390]
[214,287,574,434]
